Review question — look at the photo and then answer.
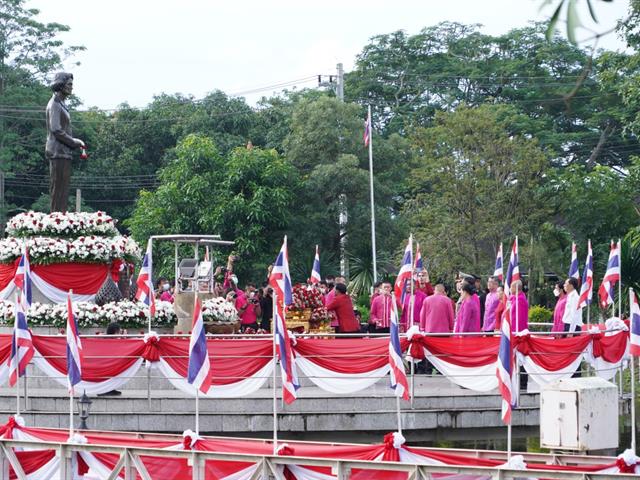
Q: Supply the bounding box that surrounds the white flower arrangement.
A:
[0,235,141,265]
[0,299,176,329]
[7,211,118,238]
[201,297,239,324]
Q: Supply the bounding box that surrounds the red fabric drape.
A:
[514,334,591,370]
[158,338,273,386]
[0,260,19,291]
[10,450,56,479]
[293,338,391,373]
[0,334,13,365]
[31,336,145,381]
[0,261,109,295]
[592,331,628,363]
[419,336,499,367]
[34,263,109,295]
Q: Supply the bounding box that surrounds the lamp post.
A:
[77,391,92,430]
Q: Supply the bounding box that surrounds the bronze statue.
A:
[46,72,85,212]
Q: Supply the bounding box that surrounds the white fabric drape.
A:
[31,351,143,395]
[295,357,390,394]
[423,347,498,391]
[157,358,274,398]
[516,351,584,387]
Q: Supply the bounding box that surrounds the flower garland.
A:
[7,211,118,238]
[0,235,141,265]
[0,300,175,329]
[201,297,239,324]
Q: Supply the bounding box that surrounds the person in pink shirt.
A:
[419,284,454,333]
[551,281,567,334]
[454,282,480,333]
[401,288,426,331]
[324,276,345,329]
[509,280,529,333]
[482,276,499,331]
[369,282,400,333]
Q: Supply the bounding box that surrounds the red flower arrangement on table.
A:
[290,284,332,331]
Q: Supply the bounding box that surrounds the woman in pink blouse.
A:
[551,281,567,334]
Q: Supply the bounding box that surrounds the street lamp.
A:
[77,391,92,430]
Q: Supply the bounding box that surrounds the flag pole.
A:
[148,239,153,334]
[632,350,637,452]
[272,290,278,455]
[193,293,200,435]
[13,293,20,417]
[69,289,74,439]
[367,105,378,283]
[618,238,622,321]
[409,235,415,329]
[507,422,512,459]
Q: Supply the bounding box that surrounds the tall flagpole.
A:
[14,293,20,417]
[618,238,622,321]
[272,290,278,454]
[193,293,200,435]
[409,234,415,328]
[367,105,378,283]
[630,288,637,452]
[69,289,74,439]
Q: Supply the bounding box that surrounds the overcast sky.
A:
[28,0,631,109]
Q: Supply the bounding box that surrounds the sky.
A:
[28,0,632,110]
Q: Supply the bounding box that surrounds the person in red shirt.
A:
[325,283,360,334]
[370,282,401,334]
[415,270,434,297]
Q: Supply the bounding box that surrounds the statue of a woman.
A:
[45,72,85,212]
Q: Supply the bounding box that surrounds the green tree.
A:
[126,134,299,282]
[404,104,551,278]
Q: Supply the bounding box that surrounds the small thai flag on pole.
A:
[414,243,423,272]
[269,237,299,404]
[8,294,34,387]
[504,238,520,292]
[494,243,503,282]
[363,108,371,147]
[13,245,32,310]
[496,307,516,424]
[568,242,580,282]
[598,240,620,309]
[309,245,321,285]
[394,238,413,304]
[187,298,212,394]
[577,240,593,310]
[630,288,640,357]
[135,239,156,318]
[66,291,82,394]
[389,299,409,401]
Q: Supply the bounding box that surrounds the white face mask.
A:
[162,283,171,291]
[553,288,560,298]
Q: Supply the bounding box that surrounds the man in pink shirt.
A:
[369,282,400,334]
[401,289,426,331]
[419,284,454,333]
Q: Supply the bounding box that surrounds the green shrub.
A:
[528,305,553,331]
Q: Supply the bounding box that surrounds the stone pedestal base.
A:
[173,291,215,332]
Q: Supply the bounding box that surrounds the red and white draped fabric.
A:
[293,338,391,394]
[0,330,630,396]
[0,420,636,479]
[0,261,111,303]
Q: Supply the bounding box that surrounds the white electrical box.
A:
[540,377,618,451]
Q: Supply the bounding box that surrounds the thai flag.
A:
[135,239,156,317]
[414,243,423,272]
[13,246,32,309]
[363,109,371,147]
[568,242,580,282]
[66,292,82,394]
[496,307,516,424]
[493,244,503,282]
[394,238,413,304]
[8,294,34,387]
[187,298,212,394]
[577,240,593,310]
[269,237,299,404]
[309,245,321,285]
[389,290,409,400]
[598,240,621,309]
[630,289,640,357]
[504,238,519,291]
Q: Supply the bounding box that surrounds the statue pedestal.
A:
[173,291,215,333]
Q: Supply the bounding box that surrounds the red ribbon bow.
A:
[141,336,160,363]
[616,457,636,473]
[408,334,425,360]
